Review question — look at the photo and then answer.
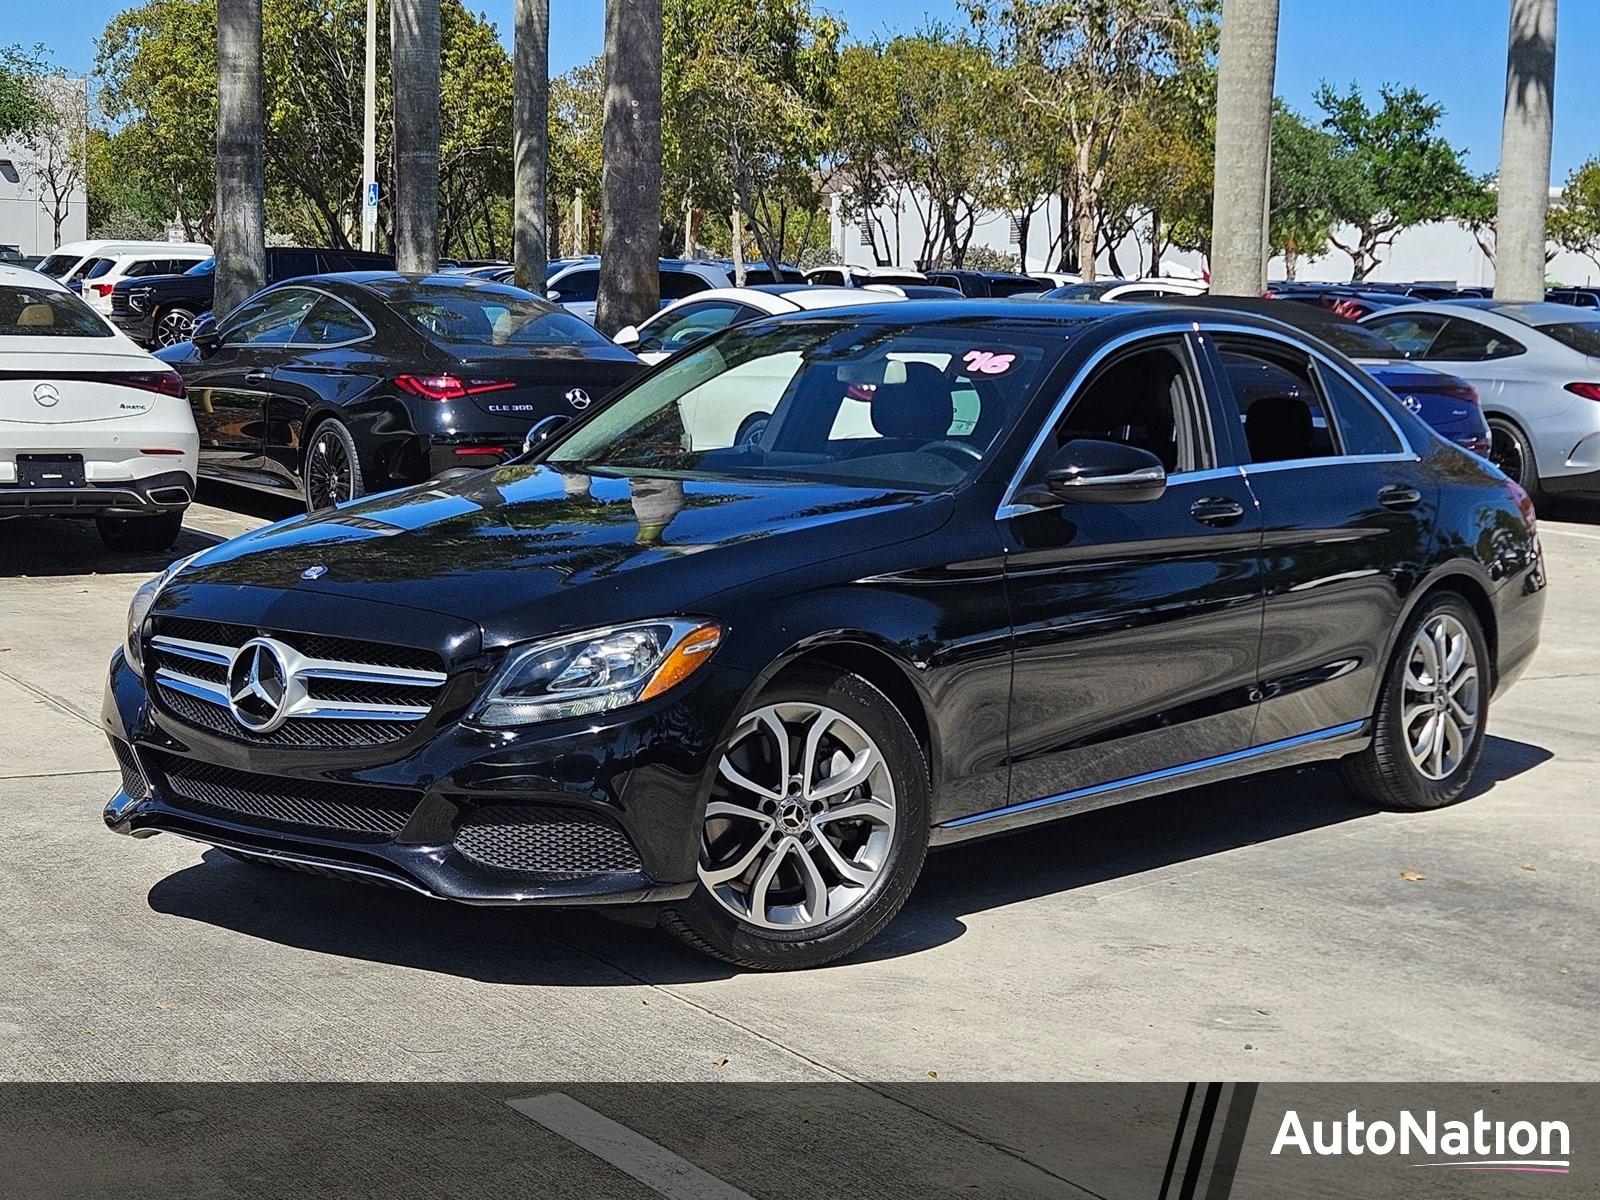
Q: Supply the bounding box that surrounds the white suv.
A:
[0,266,198,551]
[80,251,212,316]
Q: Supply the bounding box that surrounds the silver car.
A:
[1362,301,1600,502]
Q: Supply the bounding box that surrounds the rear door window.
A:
[1317,367,1403,456]
[1424,317,1524,362]
[550,268,598,302]
[1218,340,1340,463]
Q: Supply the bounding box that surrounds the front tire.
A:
[663,668,929,970]
[1343,593,1489,811]
[95,511,184,552]
[302,418,366,513]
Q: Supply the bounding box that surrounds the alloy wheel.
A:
[155,309,196,348]
[699,702,896,930]
[1401,613,1480,781]
[306,428,353,510]
[1489,423,1526,489]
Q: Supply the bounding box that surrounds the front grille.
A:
[454,805,642,875]
[111,292,131,315]
[111,740,148,800]
[149,751,420,840]
[147,615,447,749]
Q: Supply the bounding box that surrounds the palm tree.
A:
[214,0,266,319]
[391,0,441,273]
[594,0,663,336]
[1494,0,1558,303]
[513,0,551,292]
[1208,0,1280,296]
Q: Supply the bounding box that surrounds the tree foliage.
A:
[1548,158,1600,275]
[1313,82,1478,281]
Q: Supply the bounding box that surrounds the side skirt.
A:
[930,721,1370,846]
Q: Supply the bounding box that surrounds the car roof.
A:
[0,264,67,291]
[1388,299,1599,328]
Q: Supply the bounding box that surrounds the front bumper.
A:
[110,308,155,342]
[101,647,751,906]
[0,469,193,518]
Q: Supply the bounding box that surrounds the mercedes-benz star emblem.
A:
[565,387,592,411]
[33,383,60,408]
[300,565,327,580]
[1402,395,1424,415]
[227,638,293,732]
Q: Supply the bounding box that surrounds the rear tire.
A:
[663,668,929,970]
[95,511,184,552]
[1342,592,1489,811]
[302,418,366,513]
[1488,416,1541,502]
[734,412,771,447]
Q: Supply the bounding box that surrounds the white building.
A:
[828,186,1600,288]
[0,76,90,258]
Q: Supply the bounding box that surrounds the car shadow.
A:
[1539,497,1600,527]
[144,734,1552,985]
[0,513,224,578]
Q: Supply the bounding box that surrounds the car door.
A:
[182,287,317,478]
[1204,329,1436,747]
[998,332,1266,806]
[260,291,380,490]
[547,267,599,321]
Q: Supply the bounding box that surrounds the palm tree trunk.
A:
[215,0,265,320]
[1494,0,1557,302]
[391,0,441,273]
[1209,0,1279,296]
[513,0,550,291]
[595,0,662,336]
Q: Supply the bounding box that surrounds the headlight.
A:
[125,551,202,672]
[471,618,723,727]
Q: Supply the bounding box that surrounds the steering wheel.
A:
[922,439,983,465]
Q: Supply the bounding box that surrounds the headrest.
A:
[16,303,54,327]
[1246,394,1314,462]
[870,361,953,440]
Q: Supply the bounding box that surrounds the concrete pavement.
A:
[1,487,1595,1082]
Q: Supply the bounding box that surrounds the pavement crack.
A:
[0,666,101,730]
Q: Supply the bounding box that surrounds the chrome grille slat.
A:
[147,617,448,748]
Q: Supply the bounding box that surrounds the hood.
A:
[179,464,953,646]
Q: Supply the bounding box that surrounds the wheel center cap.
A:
[777,799,807,833]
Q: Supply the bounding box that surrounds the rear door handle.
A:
[245,369,273,384]
[1379,484,1422,511]
[1190,496,1245,527]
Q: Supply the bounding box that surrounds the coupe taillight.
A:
[1434,383,1481,405]
[107,371,186,398]
[393,374,518,401]
[1563,382,1600,402]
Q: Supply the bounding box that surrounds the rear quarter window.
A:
[1537,321,1600,357]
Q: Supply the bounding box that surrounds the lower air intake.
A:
[454,805,642,875]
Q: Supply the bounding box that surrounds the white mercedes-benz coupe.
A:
[0,265,198,551]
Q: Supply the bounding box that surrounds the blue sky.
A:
[18,0,1597,183]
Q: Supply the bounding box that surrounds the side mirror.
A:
[522,414,572,456]
[614,323,640,349]
[1035,439,1167,505]
[545,289,562,303]
[191,315,221,355]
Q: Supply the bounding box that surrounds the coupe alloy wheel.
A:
[1402,613,1480,781]
[699,702,896,930]
[1489,423,1527,490]
[307,428,354,510]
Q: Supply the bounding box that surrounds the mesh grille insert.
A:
[156,683,416,748]
[111,739,148,800]
[454,805,642,875]
[149,751,420,840]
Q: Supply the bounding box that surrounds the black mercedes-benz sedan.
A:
[155,273,644,511]
[104,301,1546,969]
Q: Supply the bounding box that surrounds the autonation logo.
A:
[1272,1108,1572,1175]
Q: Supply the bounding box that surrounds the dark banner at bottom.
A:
[0,1083,1592,1198]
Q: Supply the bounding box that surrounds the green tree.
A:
[967,0,1208,280]
[1314,82,1478,281]
[0,45,47,141]
[548,58,603,255]
[1548,158,1600,275]
[829,43,913,265]
[1267,102,1344,278]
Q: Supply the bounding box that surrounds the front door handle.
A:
[1190,496,1245,527]
[245,369,272,384]
[1379,484,1422,511]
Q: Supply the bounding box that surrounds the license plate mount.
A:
[16,454,87,489]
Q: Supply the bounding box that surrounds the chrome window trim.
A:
[221,284,377,351]
[996,321,1219,521]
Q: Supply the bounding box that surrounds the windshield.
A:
[383,284,614,348]
[1537,321,1600,357]
[0,286,114,337]
[547,319,1074,491]
[1043,282,1118,301]
[34,253,78,279]
[185,258,216,276]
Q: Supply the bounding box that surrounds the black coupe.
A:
[108,301,1545,969]
[156,273,645,510]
